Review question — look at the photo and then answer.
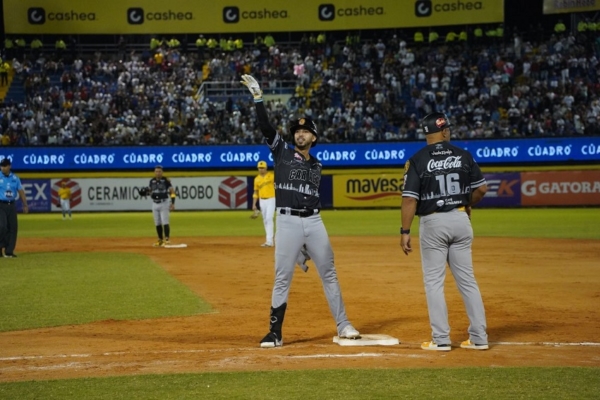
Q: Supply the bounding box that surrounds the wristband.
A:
[400,228,410,235]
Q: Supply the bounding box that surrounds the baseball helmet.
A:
[421,112,452,135]
[257,160,267,169]
[289,117,318,147]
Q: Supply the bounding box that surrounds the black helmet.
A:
[421,112,452,135]
[289,117,318,147]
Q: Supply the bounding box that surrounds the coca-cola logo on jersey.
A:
[427,156,462,172]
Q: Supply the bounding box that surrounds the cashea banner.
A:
[334,174,402,208]
[4,0,505,34]
[543,0,600,14]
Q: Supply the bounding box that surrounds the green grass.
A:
[0,368,598,399]
[0,252,211,332]
[18,208,600,239]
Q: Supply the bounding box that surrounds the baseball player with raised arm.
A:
[241,74,360,348]
[251,160,276,247]
[400,112,489,351]
[144,165,176,247]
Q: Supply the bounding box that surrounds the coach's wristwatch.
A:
[400,228,411,235]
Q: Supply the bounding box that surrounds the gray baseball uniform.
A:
[402,138,488,346]
[254,100,356,343]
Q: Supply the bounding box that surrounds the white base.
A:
[164,244,188,248]
[333,334,400,346]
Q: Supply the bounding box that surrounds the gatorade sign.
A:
[4,0,504,34]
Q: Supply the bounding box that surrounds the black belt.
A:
[0,200,15,205]
[279,208,320,218]
[153,199,168,204]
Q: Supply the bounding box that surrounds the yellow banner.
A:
[4,0,504,34]
[333,174,402,208]
[543,0,600,14]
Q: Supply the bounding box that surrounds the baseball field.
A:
[0,208,598,399]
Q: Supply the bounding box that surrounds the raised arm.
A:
[240,74,276,144]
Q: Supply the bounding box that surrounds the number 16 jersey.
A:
[402,141,486,216]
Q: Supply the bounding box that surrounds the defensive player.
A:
[0,158,29,258]
[241,74,360,348]
[400,112,489,351]
[58,181,72,220]
[251,160,275,247]
[145,165,175,247]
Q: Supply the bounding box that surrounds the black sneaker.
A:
[4,253,17,258]
[260,332,282,348]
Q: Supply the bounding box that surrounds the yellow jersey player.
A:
[251,160,275,247]
[58,182,72,220]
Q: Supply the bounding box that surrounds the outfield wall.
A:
[19,170,600,213]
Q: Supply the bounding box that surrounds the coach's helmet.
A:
[289,117,318,147]
[421,112,452,135]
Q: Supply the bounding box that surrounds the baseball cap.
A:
[421,112,452,134]
[0,158,11,167]
[257,161,267,169]
[154,164,163,169]
[289,117,318,147]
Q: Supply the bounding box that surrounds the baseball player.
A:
[0,158,29,258]
[58,182,72,220]
[241,74,360,348]
[251,160,276,247]
[143,165,176,247]
[400,112,489,351]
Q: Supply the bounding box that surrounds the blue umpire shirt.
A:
[0,172,24,202]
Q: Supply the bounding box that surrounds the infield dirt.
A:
[0,236,598,381]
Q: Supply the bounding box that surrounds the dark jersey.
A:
[149,177,172,201]
[255,102,322,209]
[402,141,486,216]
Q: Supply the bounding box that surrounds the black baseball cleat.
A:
[260,332,282,348]
[3,253,17,258]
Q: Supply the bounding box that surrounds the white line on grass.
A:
[1,342,599,362]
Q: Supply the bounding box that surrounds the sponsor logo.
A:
[218,177,247,208]
[346,178,402,200]
[127,8,144,24]
[476,146,519,158]
[415,0,483,17]
[551,0,595,10]
[223,6,288,23]
[430,149,453,156]
[223,6,239,23]
[319,4,335,20]
[28,7,96,23]
[485,179,519,197]
[128,8,193,23]
[427,156,462,172]
[320,3,384,21]
[522,180,600,196]
[28,7,45,24]
[527,145,572,157]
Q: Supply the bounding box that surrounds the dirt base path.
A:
[1,236,598,382]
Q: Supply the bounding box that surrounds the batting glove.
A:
[240,74,263,101]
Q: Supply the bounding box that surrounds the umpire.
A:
[400,112,489,351]
[0,158,29,257]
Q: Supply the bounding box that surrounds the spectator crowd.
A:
[1,24,600,147]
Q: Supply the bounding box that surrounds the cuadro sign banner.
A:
[1,137,598,171]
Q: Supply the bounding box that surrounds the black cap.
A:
[289,117,318,147]
[0,158,11,167]
[421,112,452,134]
[154,165,163,169]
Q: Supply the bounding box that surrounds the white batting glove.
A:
[240,74,263,101]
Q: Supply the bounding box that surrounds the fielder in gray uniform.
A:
[146,165,175,247]
[400,112,489,351]
[241,74,360,348]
